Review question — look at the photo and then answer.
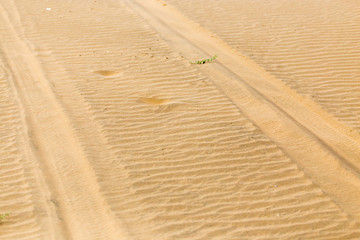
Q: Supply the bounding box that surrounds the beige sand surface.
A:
[0,0,360,239]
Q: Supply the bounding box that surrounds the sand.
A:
[0,0,360,239]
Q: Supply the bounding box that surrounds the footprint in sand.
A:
[94,70,119,77]
[139,97,168,105]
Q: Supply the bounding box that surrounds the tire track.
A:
[0,53,45,240]
[167,0,360,133]
[165,0,360,133]
[126,0,360,221]
[2,0,360,239]
[0,2,127,239]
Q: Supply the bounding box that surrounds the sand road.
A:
[0,0,360,239]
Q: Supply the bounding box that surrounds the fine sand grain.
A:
[0,0,360,239]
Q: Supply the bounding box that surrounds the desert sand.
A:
[0,0,360,239]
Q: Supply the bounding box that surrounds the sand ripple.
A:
[0,0,360,239]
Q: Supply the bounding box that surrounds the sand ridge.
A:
[0,0,360,239]
[166,0,360,132]
[128,0,360,219]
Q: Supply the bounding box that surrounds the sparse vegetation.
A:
[191,54,217,64]
[0,213,9,223]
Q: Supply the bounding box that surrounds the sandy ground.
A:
[0,0,360,239]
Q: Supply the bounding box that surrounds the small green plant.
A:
[191,54,217,64]
[0,213,9,223]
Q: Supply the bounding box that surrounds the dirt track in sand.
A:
[1,0,360,239]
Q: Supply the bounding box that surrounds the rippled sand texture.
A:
[0,58,44,239]
[1,0,360,239]
[166,0,360,132]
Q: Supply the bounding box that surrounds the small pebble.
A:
[46,8,51,11]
